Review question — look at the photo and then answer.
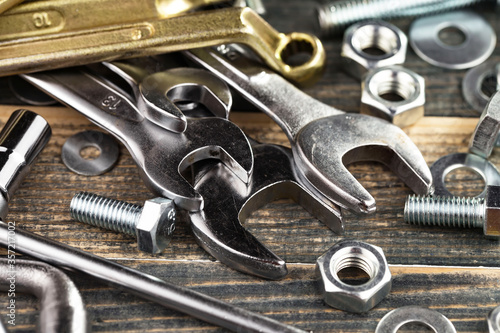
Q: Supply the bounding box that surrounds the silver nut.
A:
[361,65,425,128]
[469,90,500,158]
[316,240,391,313]
[341,21,407,80]
[136,197,176,254]
[487,305,500,333]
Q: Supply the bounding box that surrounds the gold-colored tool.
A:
[0,2,325,85]
[0,0,23,15]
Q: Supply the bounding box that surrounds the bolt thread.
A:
[404,194,485,229]
[316,0,487,36]
[70,192,141,236]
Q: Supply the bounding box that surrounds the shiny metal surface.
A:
[0,3,325,86]
[469,91,500,158]
[375,306,457,333]
[0,109,51,219]
[23,67,253,212]
[185,47,433,214]
[361,65,425,128]
[0,222,307,333]
[316,240,391,313]
[104,63,232,133]
[341,21,407,80]
[409,11,496,69]
[488,305,500,333]
[405,186,500,237]
[70,192,176,254]
[430,153,500,198]
[462,61,500,113]
[61,130,119,176]
[189,142,343,280]
[0,259,88,333]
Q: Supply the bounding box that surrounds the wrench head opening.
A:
[294,114,433,214]
[189,142,343,280]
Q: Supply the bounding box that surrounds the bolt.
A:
[316,0,489,36]
[70,192,176,253]
[404,185,500,237]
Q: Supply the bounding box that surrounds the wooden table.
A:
[1,1,500,332]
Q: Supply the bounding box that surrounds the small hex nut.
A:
[136,197,176,254]
[316,240,392,313]
[485,185,500,237]
[341,20,407,80]
[469,90,500,158]
[361,65,425,128]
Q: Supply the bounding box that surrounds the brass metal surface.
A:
[0,3,325,85]
[0,0,22,14]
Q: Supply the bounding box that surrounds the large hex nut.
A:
[361,65,425,128]
[316,240,392,313]
[469,90,500,159]
[136,197,176,254]
[341,20,407,80]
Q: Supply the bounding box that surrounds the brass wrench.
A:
[23,66,253,211]
[0,2,325,86]
[190,140,343,280]
[185,47,434,214]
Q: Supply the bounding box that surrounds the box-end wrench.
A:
[0,4,325,86]
[185,47,433,214]
[0,111,305,333]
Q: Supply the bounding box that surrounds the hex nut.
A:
[361,65,425,128]
[136,197,176,254]
[469,90,500,158]
[316,240,392,313]
[341,20,407,80]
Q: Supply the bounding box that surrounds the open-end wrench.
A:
[23,66,253,211]
[185,47,434,214]
[190,140,343,280]
[0,3,325,86]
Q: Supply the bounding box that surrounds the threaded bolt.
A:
[404,185,500,237]
[70,192,176,253]
[316,0,489,36]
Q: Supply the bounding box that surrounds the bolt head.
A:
[316,240,392,313]
[485,186,500,237]
[136,197,176,254]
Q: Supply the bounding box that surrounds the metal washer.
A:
[410,11,496,69]
[430,153,500,198]
[375,306,456,333]
[62,130,119,176]
[462,61,499,114]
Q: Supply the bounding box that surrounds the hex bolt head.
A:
[70,192,176,254]
[316,240,392,313]
[469,90,500,158]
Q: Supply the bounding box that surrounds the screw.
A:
[70,192,176,253]
[404,185,500,237]
[316,0,489,36]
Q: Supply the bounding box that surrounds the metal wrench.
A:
[185,47,434,214]
[190,140,343,280]
[23,66,253,211]
[0,3,325,86]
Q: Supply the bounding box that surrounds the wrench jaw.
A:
[189,142,343,280]
[294,114,433,214]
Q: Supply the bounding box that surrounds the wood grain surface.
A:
[0,0,500,332]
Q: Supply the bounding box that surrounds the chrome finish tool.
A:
[23,66,253,211]
[190,140,343,280]
[185,46,433,214]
